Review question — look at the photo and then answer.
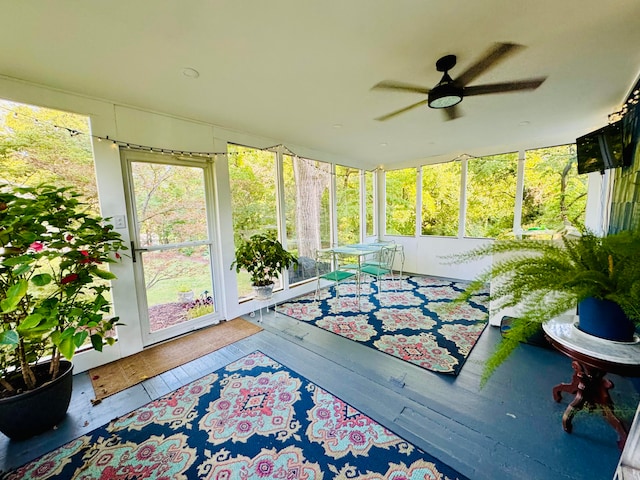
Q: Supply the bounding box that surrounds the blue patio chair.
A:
[360,244,397,294]
[314,249,358,303]
[362,241,404,288]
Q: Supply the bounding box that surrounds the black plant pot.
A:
[578,297,636,342]
[0,360,74,440]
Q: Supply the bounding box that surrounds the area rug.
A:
[89,318,262,401]
[276,275,489,375]
[5,351,467,480]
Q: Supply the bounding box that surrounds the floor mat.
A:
[89,317,262,401]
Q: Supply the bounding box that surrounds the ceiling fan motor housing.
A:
[428,73,463,109]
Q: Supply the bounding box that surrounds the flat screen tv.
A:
[576,120,624,174]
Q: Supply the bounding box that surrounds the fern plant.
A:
[449,229,640,385]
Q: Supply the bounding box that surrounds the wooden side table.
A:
[543,315,640,450]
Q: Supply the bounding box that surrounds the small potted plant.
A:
[449,228,640,384]
[0,183,126,439]
[231,230,298,300]
[176,285,194,303]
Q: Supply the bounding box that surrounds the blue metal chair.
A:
[314,249,358,303]
[362,241,404,288]
[360,245,397,293]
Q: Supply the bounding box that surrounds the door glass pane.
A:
[421,161,461,236]
[130,161,215,333]
[142,245,214,332]
[228,144,279,299]
[283,155,331,284]
[523,144,587,232]
[132,163,208,245]
[465,153,518,238]
[385,168,417,236]
[336,164,361,245]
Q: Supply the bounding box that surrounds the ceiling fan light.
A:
[428,83,463,109]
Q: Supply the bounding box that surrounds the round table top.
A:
[543,315,640,367]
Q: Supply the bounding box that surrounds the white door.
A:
[123,152,221,346]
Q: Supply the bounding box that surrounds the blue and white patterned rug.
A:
[276,275,489,375]
[5,351,467,479]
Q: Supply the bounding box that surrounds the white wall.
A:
[383,235,493,280]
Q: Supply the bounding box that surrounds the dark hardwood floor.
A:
[1,307,638,479]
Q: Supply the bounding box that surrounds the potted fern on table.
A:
[449,228,640,384]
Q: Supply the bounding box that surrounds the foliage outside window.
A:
[421,161,461,236]
[0,99,97,208]
[365,171,374,237]
[465,153,518,239]
[336,165,361,245]
[283,155,331,284]
[385,168,417,236]
[523,144,587,232]
[228,144,279,298]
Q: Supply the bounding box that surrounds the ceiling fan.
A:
[372,42,547,121]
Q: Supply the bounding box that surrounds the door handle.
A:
[131,241,148,263]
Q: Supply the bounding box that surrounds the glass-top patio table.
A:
[345,242,405,284]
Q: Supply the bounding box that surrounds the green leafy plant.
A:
[0,183,126,396]
[231,230,298,287]
[449,228,640,385]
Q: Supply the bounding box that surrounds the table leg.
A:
[552,360,581,402]
[552,360,629,449]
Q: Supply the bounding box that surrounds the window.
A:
[421,161,461,236]
[283,154,331,284]
[523,144,587,232]
[0,99,97,207]
[385,168,417,236]
[465,153,518,238]
[336,164,361,245]
[228,144,279,299]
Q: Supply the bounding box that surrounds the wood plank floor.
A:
[1,308,638,479]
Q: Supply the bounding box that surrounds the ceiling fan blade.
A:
[443,105,462,121]
[454,43,525,87]
[375,99,429,121]
[464,77,547,96]
[372,80,430,95]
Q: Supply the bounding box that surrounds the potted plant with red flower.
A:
[0,183,126,439]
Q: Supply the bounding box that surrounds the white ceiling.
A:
[2,1,640,170]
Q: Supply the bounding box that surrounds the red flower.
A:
[115,252,121,259]
[80,250,89,256]
[65,234,73,242]
[61,273,79,284]
[29,241,44,252]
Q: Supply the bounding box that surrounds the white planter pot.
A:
[253,283,274,300]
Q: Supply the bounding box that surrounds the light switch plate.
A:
[113,215,127,229]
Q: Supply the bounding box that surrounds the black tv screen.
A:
[576,121,624,174]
